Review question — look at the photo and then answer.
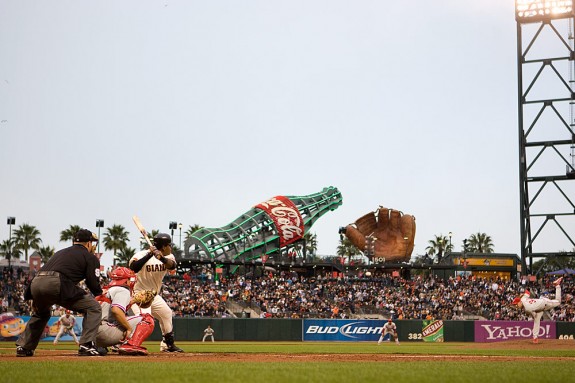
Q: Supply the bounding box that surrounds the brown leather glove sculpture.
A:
[344,207,416,263]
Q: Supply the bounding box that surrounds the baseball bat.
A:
[132,215,153,248]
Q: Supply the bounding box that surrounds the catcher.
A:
[344,206,416,263]
[95,267,156,355]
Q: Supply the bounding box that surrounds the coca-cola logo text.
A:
[256,196,304,246]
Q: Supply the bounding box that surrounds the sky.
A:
[1,1,573,270]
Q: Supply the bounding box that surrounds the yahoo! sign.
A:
[474,321,556,342]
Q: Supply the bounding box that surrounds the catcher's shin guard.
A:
[128,313,154,347]
[161,331,184,353]
[119,313,154,356]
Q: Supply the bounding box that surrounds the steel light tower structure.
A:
[516,0,575,274]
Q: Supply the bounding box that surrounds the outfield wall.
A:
[5,317,575,343]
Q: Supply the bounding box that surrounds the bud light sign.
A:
[304,320,384,341]
[474,321,556,342]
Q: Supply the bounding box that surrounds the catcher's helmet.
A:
[109,267,137,289]
[153,233,172,248]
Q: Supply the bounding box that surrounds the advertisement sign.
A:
[0,315,83,342]
[255,196,304,247]
[422,320,444,342]
[303,319,384,341]
[474,321,556,342]
[454,258,514,267]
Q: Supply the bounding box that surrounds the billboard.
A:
[474,320,556,342]
[303,319,384,341]
[0,315,83,342]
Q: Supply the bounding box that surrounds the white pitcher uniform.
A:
[517,281,562,342]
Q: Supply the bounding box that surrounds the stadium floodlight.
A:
[515,0,574,23]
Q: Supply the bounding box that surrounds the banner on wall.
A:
[474,320,556,342]
[422,320,444,342]
[303,319,385,341]
[0,314,83,342]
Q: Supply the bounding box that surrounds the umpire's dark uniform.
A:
[16,229,103,352]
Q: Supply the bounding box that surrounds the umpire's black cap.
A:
[74,229,99,242]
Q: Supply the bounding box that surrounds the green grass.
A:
[2,342,575,383]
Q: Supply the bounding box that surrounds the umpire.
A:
[16,229,103,357]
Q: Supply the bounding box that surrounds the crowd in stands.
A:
[2,265,574,322]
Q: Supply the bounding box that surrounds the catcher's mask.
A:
[109,267,137,291]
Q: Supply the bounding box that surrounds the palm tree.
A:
[140,229,160,250]
[103,224,130,266]
[171,244,183,258]
[12,223,42,261]
[467,232,494,253]
[303,232,318,257]
[336,236,361,265]
[425,234,452,263]
[0,239,22,264]
[114,246,136,267]
[184,224,203,240]
[60,225,82,242]
[37,245,55,263]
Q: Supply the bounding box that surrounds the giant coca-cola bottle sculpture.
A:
[183,186,342,263]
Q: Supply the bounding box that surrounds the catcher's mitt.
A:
[344,207,416,263]
[132,289,156,309]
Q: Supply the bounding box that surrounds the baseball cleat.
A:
[162,344,184,353]
[118,344,148,356]
[16,346,34,357]
[532,338,539,344]
[78,342,103,356]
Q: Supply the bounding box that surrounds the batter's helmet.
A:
[153,233,172,248]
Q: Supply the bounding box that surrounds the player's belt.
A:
[37,271,60,277]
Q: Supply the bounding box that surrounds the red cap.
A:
[512,297,521,305]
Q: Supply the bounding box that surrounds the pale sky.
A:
[1,1,572,270]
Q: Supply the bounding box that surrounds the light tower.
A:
[515,0,575,274]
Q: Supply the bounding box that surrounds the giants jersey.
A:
[129,250,175,293]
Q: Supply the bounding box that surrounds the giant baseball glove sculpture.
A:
[132,290,156,309]
[344,207,416,263]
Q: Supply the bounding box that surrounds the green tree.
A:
[12,223,42,261]
[103,224,130,266]
[140,229,160,250]
[171,244,183,258]
[114,246,136,267]
[184,224,203,240]
[37,245,55,263]
[531,252,575,277]
[467,232,494,253]
[304,232,318,257]
[60,225,82,242]
[0,239,22,264]
[337,236,361,265]
[425,234,452,263]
